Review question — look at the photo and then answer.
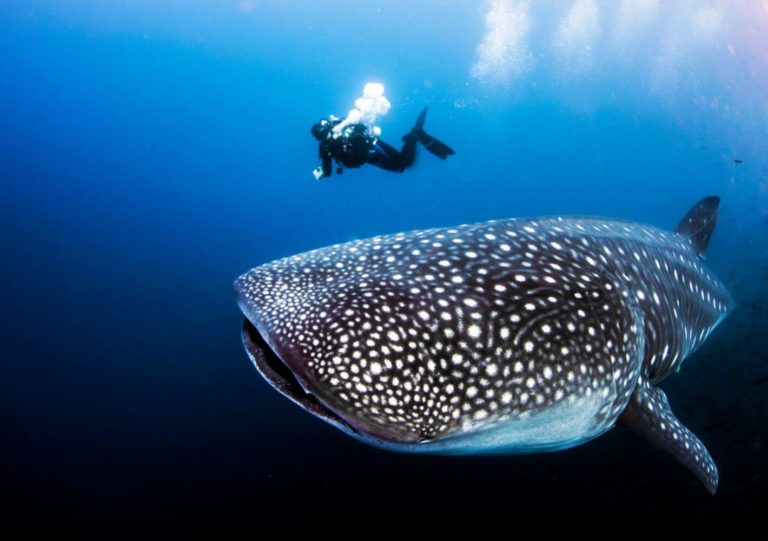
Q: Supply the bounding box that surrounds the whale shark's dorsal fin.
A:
[675,196,720,256]
[619,380,718,494]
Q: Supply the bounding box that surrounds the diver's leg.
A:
[367,140,411,172]
[396,134,418,169]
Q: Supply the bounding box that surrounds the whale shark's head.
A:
[235,266,448,445]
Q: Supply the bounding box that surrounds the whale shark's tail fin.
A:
[675,196,720,256]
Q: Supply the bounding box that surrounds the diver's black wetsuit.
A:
[312,107,453,179]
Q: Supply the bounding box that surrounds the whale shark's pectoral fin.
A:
[619,380,718,494]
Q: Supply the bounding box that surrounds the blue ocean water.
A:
[1,1,766,533]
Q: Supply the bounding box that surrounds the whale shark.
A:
[234,196,734,493]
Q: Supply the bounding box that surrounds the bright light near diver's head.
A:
[355,82,391,120]
[362,82,385,99]
[332,81,391,138]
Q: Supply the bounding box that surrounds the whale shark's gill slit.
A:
[587,271,629,410]
[511,305,567,347]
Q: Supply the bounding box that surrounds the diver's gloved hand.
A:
[312,167,325,180]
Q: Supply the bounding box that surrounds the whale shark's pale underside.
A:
[235,196,733,493]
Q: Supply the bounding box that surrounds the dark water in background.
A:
[1,1,767,533]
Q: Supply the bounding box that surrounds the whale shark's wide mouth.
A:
[241,319,355,435]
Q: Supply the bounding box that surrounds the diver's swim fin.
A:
[418,131,455,159]
[414,106,428,132]
[404,106,455,159]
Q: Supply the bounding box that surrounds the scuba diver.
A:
[310,83,454,180]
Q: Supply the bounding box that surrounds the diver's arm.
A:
[313,142,333,180]
[322,152,333,177]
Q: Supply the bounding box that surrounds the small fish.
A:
[235,196,734,493]
[734,159,743,164]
